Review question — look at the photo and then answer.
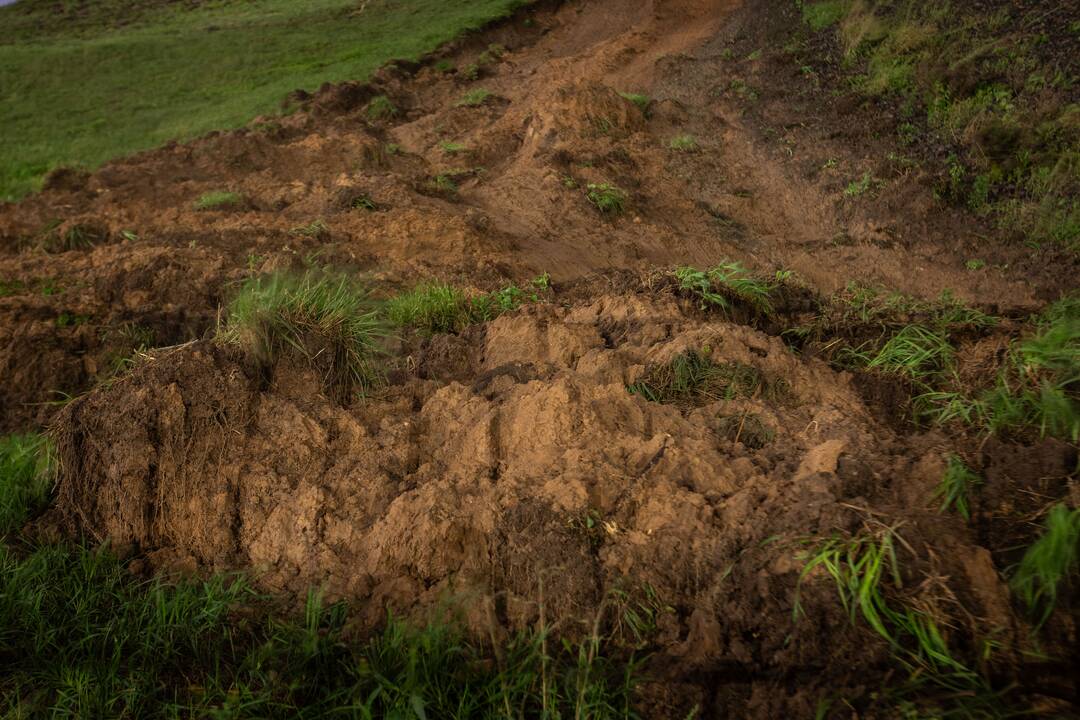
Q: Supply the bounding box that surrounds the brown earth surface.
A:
[2,0,1077,716]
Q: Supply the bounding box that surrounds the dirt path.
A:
[1,1,1076,716]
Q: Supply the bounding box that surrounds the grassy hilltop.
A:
[0,0,524,200]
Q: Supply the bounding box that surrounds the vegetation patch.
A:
[1010,503,1080,626]
[365,94,398,122]
[219,271,384,397]
[36,223,108,253]
[0,434,53,536]
[455,88,493,107]
[668,134,699,152]
[796,526,1002,714]
[618,91,651,114]
[628,350,782,407]
[289,219,329,238]
[0,0,530,200]
[675,263,788,317]
[350,194,377,211]
[585,183,627,214]
[386,276,549,335]
[0,542,642,719]
[933,455,981,520]
[796,1,1080,250]
[194,190,245,211]
[916,296,1079,441]
[439,140,468,155]
[844,324,954,381]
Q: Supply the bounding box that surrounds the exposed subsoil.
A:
[1,0,1077,716]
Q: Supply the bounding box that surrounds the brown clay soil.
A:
[2,0,1078,716]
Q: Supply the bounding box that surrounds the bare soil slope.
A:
[1,0,1076,716]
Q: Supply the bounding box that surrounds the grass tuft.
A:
[350,194,377,211]
[934,455,981,520]
[668,134,698,152]
[0,434,54,536]
[585,183,627,214]
[856,325,954,381]
[386,283,471,335]
[1010,503,1080,625]
[675,263,783,316]
[920,296,1079,440]
[439,140,468,155]
[386,279,547,335]
[365,94,398,121]
[802,0,849,31]
[455,88,492,107]
[194,190,244,211]
[288,219,329,238]
[797,526,981,690]
[618,91,651,114]
[219,271,384,397]
[628,350,778,407]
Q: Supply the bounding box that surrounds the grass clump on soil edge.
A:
[933,455,981,521]
[219,271,384,397]
[0,0,531,201]
[1010,503,1080,627]
[917,295,1079,441]
[194,190,245,211]
[675,263,788,317]
[386,275,550,335]
[795,525,1008,715]
[628,350,782,407]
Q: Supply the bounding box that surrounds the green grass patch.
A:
[585,183,627,215]
[917,296,1079,441]
[386,278,548,335]
[0,543,642,718]
[439,140,468,155]
[843,171,883,197]
[934,455,981,520]
[796,526,993,706]
[0,435,54,537]
[430,173,460,194]
[802,0,849,31]
[628,350,781,407]
[455,88,493,107]
[618,91,651,114]
[674,263,787,316]
[350,194,377,211]
[193,190,245,211]
[851,324,954,381]
[668,134,698,152]
[219,271,385,397]
[804,1,1080,250]
[365,94,398,122]
[1010,503,1080,626]
[0,0,528,200]
[289,219,329,238]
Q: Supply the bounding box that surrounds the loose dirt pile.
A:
[1,0,1076,716]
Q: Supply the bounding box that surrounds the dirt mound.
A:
[52,291,1020,714]
[0,242,231,431]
